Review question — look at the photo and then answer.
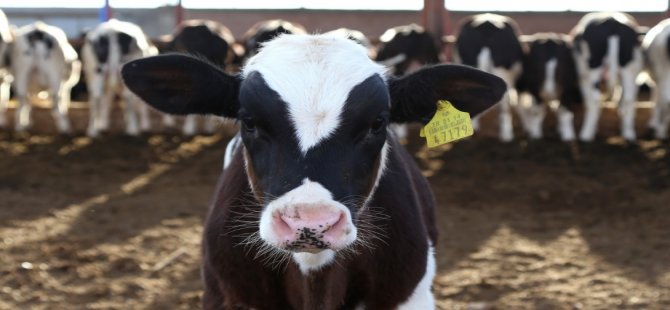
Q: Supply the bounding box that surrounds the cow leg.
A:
[618,51,642,142]
[86,74,105,137]
[51,85,72,134]
[653,78,670,139]
[183,115,198,136]
[121,87,140,136]
[578,69,603,142]
[556,105,576,141]
[0,80,10,128]
[492,68,517,142]
[518,94,546,139]
[13,69,32,132]
[204,117,218,134]
[99,90,115,133]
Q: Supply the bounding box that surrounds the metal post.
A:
[99,0,112,22]
[175,0,184,26]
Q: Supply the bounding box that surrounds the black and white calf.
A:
[375,24,441,76]
[165,19,237,135]
[0,9,11,128]
[642,18,670,139]
[6,22,80,133]
[517,33,582,140]
[454,13,524,141]
[122,33,505,309]
[242,19,306,60]
[572,12,644,142]
[81,19,158,137]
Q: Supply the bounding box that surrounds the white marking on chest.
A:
[397,245,436,309]
[242,34,387,154]
[292,250,336,274]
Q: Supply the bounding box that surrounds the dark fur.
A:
[166,20,235,70]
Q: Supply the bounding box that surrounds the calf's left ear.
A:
[389,64,507,124]
[121,54,240,118]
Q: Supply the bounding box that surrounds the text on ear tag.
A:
[419,100,473,148]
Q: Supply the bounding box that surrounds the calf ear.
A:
[121,54,240,118]
[389,64,507,124]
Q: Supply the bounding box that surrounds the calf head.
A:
[122,33,504,256]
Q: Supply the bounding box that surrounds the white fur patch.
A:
[292,250,336,274]
[242,33,387,154]
[541,58,558,101]
[398,245,436,309]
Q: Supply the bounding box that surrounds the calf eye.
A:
[370,115,387,134]
[242,117,256,133]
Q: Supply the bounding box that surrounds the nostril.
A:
[273,213,294,240]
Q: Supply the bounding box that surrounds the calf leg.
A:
[121,88,140,136]
[183,115,198,136]
[654,80,670,139]
[86,74,105,137]
[204,117,218,134]
[12,69,32,132]
[492,68,518,142]
[0,80,10,128]
[51,86,72,134]
[556,106,576,141]
[518,94,546,139]
[618,53,643,142]
[579,69,603,142]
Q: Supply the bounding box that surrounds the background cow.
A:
[572,12,644,142]
[517,33,582,140]
[6,21,80,134]
[0,9,12,129]
[122,33,505,309]
[454,13,524,141]
[643,18,670,139]
[81,19,159,137]
[164,19,237,136]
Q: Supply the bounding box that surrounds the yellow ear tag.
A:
[419,100,474,148]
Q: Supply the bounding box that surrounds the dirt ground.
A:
[0,103,669,309]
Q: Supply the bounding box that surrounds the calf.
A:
[242,19,306,60]
[642,18,670,139]
[375,24,440,76]
[6,21,80,133]
[454,13,524,141]
[326,27,371,50]
[81,19,158,137]
[122,33,505,309]
[0,9,11,128]
[375,24,441,140]
[517,33,582,140]
[572,12,644,142]
[165,19,237,136]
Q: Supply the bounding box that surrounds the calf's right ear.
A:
[121,54,240,118]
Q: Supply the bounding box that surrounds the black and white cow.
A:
[0,9,11,129]
[572,12,644,142]
[6,22,80,133]
[242,19,306,60]
[375,24,441,140]
[642,18,670,139]
[165,19,237,136]
[375,24,441,76]
[454,13,524,141]
[517,33,582,140]
[122,33,505,309]
[81,19,159,137]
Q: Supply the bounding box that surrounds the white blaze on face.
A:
[242,33,387,154]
